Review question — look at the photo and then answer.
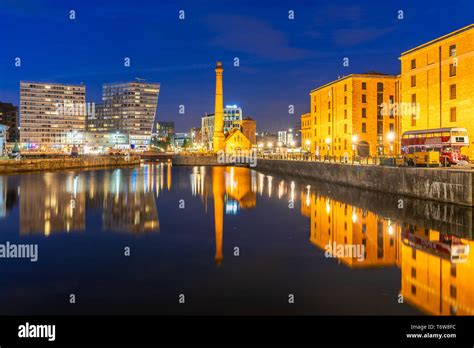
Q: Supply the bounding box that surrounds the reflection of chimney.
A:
[212,167,225,266]
[213,62,225,152]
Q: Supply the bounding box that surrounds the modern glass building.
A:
[19,82,86,150]
[89,80,160,148]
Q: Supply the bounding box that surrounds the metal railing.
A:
[256,153,397,166]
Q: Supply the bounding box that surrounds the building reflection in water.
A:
[98,165,160,234]
[400,225,473,315]
[17,164,164,236]
[303,189,473,316]
[20,173,86,235]
[0,176,17,219]
[191,166,257,265]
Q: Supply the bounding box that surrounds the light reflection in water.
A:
[0,164,472,315]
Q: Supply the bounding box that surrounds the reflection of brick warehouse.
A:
[20,173,85,235]
[400,225,474,315]
[308,193,400,268]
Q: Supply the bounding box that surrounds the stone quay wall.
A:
[0,156,141,175]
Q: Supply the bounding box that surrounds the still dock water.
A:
[0,164,472,315]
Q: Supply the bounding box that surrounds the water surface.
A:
[0,164,472,315]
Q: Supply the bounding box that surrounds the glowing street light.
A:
[387,131,395,157]
[325,137,331,158]
[351,134,358,162]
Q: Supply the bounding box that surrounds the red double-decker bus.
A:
[401,127,469,165]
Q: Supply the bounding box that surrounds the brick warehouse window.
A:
[362,82,366,90]
[450,84,456,99]
[449,44,457,57]
[411,93,417,126]
[450,107,456,122]
[411,75,416,87]
[411,59,416,69]
[362,123,367,133]
[450,63,457,77]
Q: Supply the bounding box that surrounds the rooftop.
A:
[401,23,474,56]
[310,73,398,93]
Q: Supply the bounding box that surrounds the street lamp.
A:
[387,131,395,157]
[325,137,331,160]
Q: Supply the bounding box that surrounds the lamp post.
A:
[387,131,395,158]
[351,134,358,163]
[277,141,283,159]
[305,139,311,161]
[325,137,331,161]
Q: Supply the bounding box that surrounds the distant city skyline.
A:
[1,0,474,132]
